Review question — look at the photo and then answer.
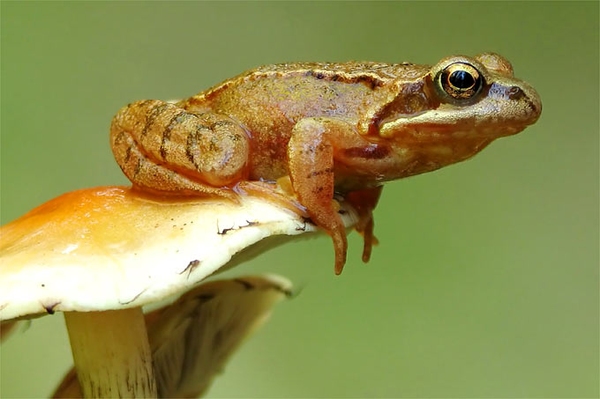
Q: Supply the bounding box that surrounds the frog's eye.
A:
[437,62,483,101]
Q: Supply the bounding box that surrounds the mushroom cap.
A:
[0,186,358,321]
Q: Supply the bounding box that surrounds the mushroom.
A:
[53,274,293,397]
[0,186,359,397]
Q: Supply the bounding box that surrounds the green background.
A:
[1,2,598,397]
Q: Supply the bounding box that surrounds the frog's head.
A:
[378,53,542,145]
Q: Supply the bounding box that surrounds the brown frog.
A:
[110,53,541,274]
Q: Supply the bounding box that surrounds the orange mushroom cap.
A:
[0,186,358,321]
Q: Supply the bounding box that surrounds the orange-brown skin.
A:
[110,53,541,274]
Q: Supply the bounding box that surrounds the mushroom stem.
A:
[64,307,157,398]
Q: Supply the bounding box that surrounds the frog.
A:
[110,53,541,275]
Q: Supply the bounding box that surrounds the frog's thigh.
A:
[287,117,351,274]
[159,111,251,187]
[112,100,250,190]
[112,129,236,198]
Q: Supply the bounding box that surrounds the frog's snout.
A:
[524,84,542,124]
[509,85,541,121]
[487,77,542,127]
[513,81,542,126]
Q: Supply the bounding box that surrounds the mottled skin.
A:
[110,53,541,274]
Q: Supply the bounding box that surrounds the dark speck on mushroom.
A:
[180,259,201,276]
[120,289,147,305]
[43,302,60,314]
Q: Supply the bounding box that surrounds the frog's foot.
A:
[293,196,348,274]
[127,166,240,203]
[345,186,383,263]
[238,180,349,274]
[234,180,309,218]
[130,182,239,203]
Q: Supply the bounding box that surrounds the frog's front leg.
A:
[288,117,379,274]
[110,100,250,199]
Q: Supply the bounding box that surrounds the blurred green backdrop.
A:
[1,2,598,398]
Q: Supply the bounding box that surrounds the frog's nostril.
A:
[508,86,524,100]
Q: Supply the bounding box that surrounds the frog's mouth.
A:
[379,112,530,143]
[379,81,542,141]
[382,117,530,139]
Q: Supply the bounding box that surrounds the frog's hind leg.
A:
[113,129,239,201]
[345,186,383,263]
[110,100,250,201]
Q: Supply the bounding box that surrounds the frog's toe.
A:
[332,226,348,275]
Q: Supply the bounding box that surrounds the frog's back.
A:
[182,61,430,128]
[179,61,430,180]
[210,61,428,92]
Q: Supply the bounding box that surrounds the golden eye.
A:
[438,62,483,100]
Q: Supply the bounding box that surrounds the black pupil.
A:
[449,70,475,89]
